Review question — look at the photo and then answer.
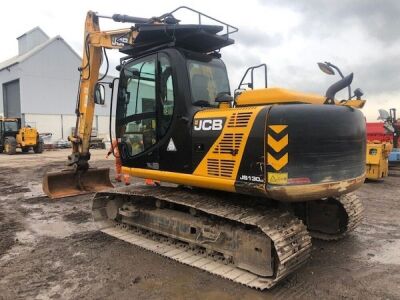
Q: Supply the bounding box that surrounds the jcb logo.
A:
[194,119,223,131]
[111,36,128,47]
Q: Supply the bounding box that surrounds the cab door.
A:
[116,54,158,168]
[116,53,176,169]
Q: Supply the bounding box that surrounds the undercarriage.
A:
[92,186,362,290]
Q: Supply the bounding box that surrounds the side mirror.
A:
[94,83,106,105]
[124,67,140,78]
[215,92,233,103]
[131,68,140,78]
[378,109,390,121]
[318,62,335,75]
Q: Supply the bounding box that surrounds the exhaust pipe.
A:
[325,73,353,102]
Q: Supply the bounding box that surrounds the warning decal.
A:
[267,172,288,185]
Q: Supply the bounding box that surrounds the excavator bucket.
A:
[43,168,114,199]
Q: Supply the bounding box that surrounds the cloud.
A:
[354,55,400,94]
[236,28,283,49]
[269,0,400,45]
[0,0,398,120]
[249,0,400,119]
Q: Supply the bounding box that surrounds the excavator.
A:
[43,7,366,289]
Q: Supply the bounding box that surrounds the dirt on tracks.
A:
[1,149,400,299]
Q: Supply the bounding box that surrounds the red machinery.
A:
[366,122,393,143]
[367,109,400,170]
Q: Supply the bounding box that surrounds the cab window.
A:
[187,58,230,107]
[159,54,174,136]
[118,55,157,156]
[116,53,175,157]
[4,121,18,132]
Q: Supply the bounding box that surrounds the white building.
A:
[0,27,114,143]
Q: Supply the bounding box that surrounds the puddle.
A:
[0,192,25,201]
[0,230,37,263]
[357,223,400,238]
[35,271,79,300]
[24,182,45,198]
[16,230,37,244]
[370,239,400,265]
[28,218,96,239]
[63,211,92,224]
[0,182,44,201]
[29,220,74,238]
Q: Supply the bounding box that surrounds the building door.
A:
[3,79,21,118]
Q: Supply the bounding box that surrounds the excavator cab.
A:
[115,48,231,172]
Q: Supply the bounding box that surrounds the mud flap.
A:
[43,168,113,199]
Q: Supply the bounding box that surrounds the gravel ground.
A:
[0,149,399,299]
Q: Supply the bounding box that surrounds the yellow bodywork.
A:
[235,87,366,108]
[122,103,364,201]
[123,106,263,193]
[193,107,263,179]
[366,142,392,180]
[16,127,38,147]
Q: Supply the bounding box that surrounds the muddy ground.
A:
[0,149,399,299]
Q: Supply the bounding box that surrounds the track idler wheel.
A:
[293,192,363,240]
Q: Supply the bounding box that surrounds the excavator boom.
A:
[43,11,140,198]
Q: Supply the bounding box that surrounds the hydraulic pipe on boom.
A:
[43,11,141,198]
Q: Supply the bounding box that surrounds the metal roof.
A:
[0,35,81,72]
[16,26,50,40]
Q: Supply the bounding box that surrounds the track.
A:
[307,193,364,241]
[92,186,312,290]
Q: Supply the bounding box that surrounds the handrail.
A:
[165,6,239,38]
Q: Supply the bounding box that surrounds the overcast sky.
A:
[1,0,399,120]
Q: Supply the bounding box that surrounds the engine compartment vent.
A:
[213,133,244,154]
[227,112,253,128]
[207,159,235,177]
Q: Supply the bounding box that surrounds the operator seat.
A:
[192,74,211,104]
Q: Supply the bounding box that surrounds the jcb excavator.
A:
[43,7,366,289]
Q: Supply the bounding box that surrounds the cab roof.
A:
[120,24,234,57]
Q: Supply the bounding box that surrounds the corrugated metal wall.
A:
[19,38,113,116]
[24,113,115,143]
[1,35,117,143]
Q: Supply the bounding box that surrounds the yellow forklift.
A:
[365,142,392,180]
[0,118,43,154]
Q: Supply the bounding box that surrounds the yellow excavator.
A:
[43,7,366,289]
